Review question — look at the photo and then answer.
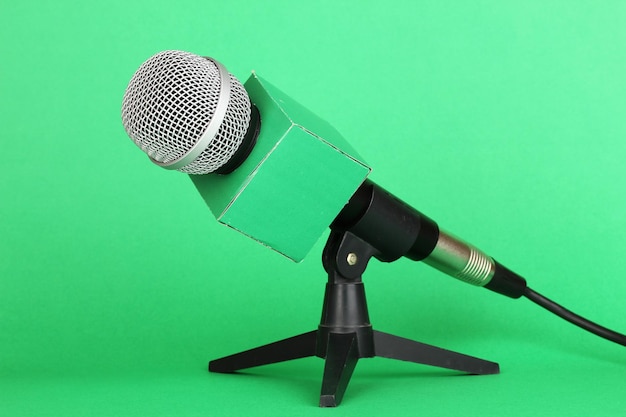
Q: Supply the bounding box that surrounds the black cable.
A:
[523,287,626,347]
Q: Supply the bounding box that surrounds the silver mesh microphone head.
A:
[121,50,252,174]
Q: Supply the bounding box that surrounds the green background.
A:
[1,1,625,415]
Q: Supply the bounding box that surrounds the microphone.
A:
[121,50,525,298]
[120,50,626,347]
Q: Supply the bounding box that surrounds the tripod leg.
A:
[209,330,317,373]
[373,331,499,375]
[319,332,360,407]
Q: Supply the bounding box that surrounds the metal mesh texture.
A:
[121,50,251,174]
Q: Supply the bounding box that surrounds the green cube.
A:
[190,73,371,262]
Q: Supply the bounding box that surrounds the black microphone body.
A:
[334,180,527,298]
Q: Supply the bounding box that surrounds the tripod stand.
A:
[209,230,499,406]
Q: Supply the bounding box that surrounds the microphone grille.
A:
[121,50,251,174]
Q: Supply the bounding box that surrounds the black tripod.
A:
[209,230,499,407]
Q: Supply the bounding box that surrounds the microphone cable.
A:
[523,286,626,347]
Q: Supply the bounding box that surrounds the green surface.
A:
[1,0,625,415]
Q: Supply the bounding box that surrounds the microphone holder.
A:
[209,230,499,407]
